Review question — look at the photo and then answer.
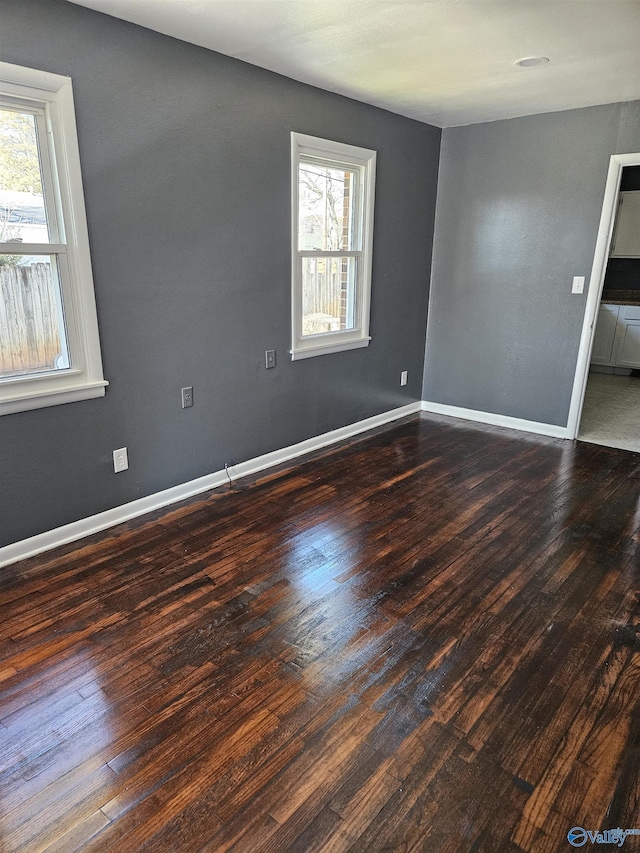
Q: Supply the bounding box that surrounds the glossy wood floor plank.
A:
[1,414,639,852]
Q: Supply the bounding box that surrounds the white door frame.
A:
[566,152,640,439]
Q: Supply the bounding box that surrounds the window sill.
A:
[290,337,371,361]
[0,379,108,416]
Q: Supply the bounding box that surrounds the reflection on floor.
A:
[579,371,640,452]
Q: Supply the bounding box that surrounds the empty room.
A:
[0,0,639,851]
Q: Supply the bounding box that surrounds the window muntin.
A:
[291,133,376,361]
[0,63,106,415]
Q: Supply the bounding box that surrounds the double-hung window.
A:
[0,62,106,415]
[291,133,376,360]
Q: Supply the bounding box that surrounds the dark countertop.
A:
[601,291,640,307]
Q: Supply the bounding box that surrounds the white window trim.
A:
[291,132,376,361]
[0,62,107,416]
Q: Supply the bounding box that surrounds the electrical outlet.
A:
[113,447,128,473]
[572,276,585,294]
[181,386,194,408]
[265,350,276,369]
[400,370,408,386]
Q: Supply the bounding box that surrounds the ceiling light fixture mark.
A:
[515,56,550,68]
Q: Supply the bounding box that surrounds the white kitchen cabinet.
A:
[615,320,640,367]
[591,304,620,364]
[591,303,640,369]
[610,191,640,258]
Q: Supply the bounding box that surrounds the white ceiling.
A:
[69,0,640,127]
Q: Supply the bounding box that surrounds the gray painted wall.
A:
[423,101,640,426]
[0,0,441,548]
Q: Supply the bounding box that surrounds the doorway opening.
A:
[567,153,640,449]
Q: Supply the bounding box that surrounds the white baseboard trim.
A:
[0,401,422,569]
[421,400,569,439]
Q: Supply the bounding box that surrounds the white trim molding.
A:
[290,132,376,361]
[0,401,422,568]
[0,61,107,416]
[421,400,569,439]
[290,337,371,361]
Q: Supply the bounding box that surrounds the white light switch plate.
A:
[572,276,585,294]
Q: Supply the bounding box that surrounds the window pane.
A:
[0,108,50,244]
[302,256,357,336]
[0,255,69,377]
[298,162,358,251]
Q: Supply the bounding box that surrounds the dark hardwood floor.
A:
[1,413,639,852]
